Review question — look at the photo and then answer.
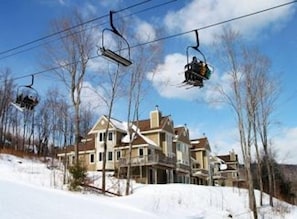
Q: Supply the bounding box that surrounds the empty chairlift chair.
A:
[100,11,132,67]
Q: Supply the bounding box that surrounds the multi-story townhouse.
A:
[57,134,96,170]
[57,107,192,184]
[57,107,241,188]
[88,115,127,171]
[173,126,191,183]
[190,137,211,185]
[213,150,240,187]
[57,115,127,171]
[116,107,176,184]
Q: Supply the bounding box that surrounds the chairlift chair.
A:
[11,75,39,111]
[183,30,212,88]
[100,11,132,67]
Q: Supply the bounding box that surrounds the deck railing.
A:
[118,154,175,167]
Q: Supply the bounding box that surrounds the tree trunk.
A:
[125,138,133,195]
[253,116,263,206]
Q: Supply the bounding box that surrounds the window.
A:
[99,132,106,142]
[139,148,144,157]
[99,152,102,161]
[232,172,238,179]
[148,149,152,155]
[116,151,121,160]
[108,151,113,161]
[108,132,113,141]
[90,154,95,163]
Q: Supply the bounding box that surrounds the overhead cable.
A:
[3,0,297,82]
[0,0,152,56]
[0,0,178,61]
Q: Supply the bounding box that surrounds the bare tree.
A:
[80,106,95,138]
[124,37,162,195]
[242,48,264,206]
[35,102,50,158]
[44,10,95,164]
[215,28,257,218]
[255,58,279,207]
[0,69,14,147]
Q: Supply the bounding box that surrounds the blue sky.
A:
[0,0,297,164]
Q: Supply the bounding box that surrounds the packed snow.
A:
[0,153,296,219]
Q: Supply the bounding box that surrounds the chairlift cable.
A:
[0,0,152,56]
[131,0,297,49]
[0,0,178,61]
[1,0,296,83]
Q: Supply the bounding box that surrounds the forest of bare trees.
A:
[0,71,94,156]
[214,28,290,218]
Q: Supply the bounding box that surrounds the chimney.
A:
[150,105,161,128]
[230,149,236,161]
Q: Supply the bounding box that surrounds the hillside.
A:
[1,153,297,219]
[280,164,297,203]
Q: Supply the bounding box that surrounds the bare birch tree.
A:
[255,59,279,207]
[124,38,162,196]
[44,11,94,164]
[0,69,14,147]
[242,48,264,206]
[215,28,257,218]
[91,62,124,194]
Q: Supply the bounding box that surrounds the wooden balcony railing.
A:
[176,162,191,171]
[192,168,209,177]
[117,154,175,167]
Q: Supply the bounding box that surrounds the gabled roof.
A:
[190,137,211,152]
[174,126,184,136]
[135,115,173,132]
[121,124,158,147]
[174,126,191,144]
[118,135,157,147]
[217,154,238,162]
[88,115,126,134]
[57,134,95,153]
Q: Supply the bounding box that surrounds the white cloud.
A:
[80,3,98,18]
[205,125,297,165]
[146,53,230,107]
[81,81,109,115]
[135,20,157,43]
[164,0,295,45]
[146,53,195,100]
[273,127,297,164]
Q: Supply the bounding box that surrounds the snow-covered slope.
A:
[0,154,296,219]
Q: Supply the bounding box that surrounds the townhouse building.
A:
[190,137,211,185]
[213,150,241,187]
[57,107,240,187]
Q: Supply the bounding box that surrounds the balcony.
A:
[192,168,209,177]
[176,162,191,172]
[118,154,175,167]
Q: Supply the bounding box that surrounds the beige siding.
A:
[145,133,159,145]
[150,110,160,128]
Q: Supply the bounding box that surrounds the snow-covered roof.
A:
[121,122,158,147]
[110,117,126,132]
